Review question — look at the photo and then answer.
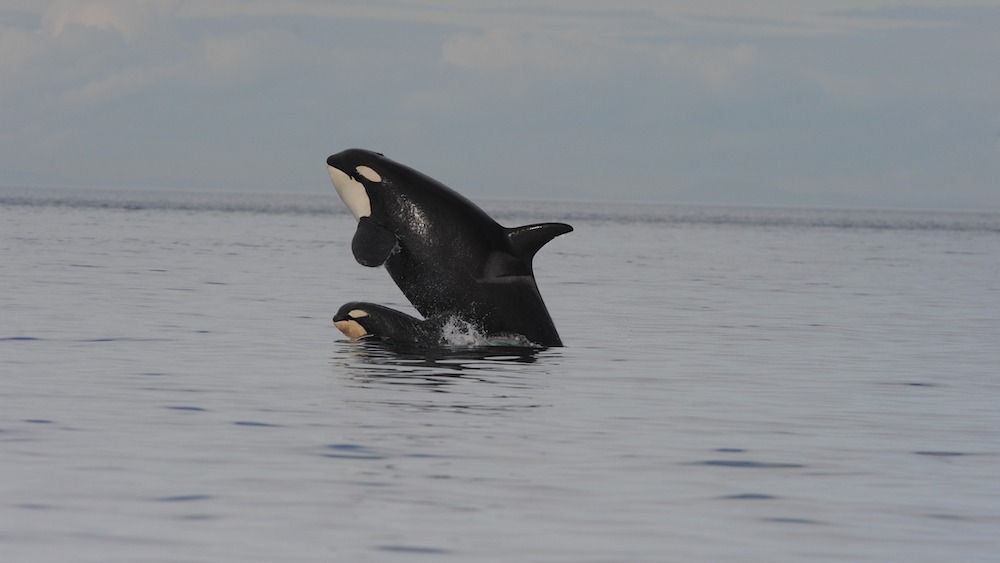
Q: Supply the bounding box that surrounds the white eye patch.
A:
[355,166,382,183]
[348,309,369,319]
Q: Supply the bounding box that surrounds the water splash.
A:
[437,316,486,347]
[437,315,538,348]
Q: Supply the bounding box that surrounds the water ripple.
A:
[154,495,213,503]
[690,460,806,469]
[377,545,451,555]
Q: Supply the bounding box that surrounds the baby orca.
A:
[333,302,439,346]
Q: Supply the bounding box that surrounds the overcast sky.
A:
[2,1,999,209]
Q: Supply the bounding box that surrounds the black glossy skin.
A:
[333,302,438,346]
[327,149,571,346]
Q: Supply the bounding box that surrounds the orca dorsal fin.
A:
[506,222,573,262]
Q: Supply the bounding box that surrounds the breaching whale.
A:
[326,149,571,346]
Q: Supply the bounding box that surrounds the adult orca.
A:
[326,149,571,346]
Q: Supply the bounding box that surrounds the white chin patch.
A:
[355,165,382,183]
[327,165,372,220]
[334,319,368,341]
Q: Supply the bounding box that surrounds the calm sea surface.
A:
[2,187,999,562]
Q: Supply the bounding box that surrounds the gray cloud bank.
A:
[2,1,999,209]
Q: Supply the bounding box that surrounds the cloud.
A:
[42,0,180,39]
[61,63,183,106]
[652,42,757,91]
[442,28,606,77]
[1,0,998,208]
[1,2,301,108]
[0,23,39,73]
[441,26,756,94]
[0,1,969,105]
[55,33,298,107]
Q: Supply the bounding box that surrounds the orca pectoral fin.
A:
[506,222,573,262]
[352,217,398,267]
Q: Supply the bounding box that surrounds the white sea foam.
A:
[436,315,484,346]
[437,315,537,348]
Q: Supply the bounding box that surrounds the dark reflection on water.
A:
[377,545,452,555]
[331,339,557,390]
[690,460,806,469]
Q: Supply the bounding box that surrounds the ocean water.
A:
[2,187,999,562]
